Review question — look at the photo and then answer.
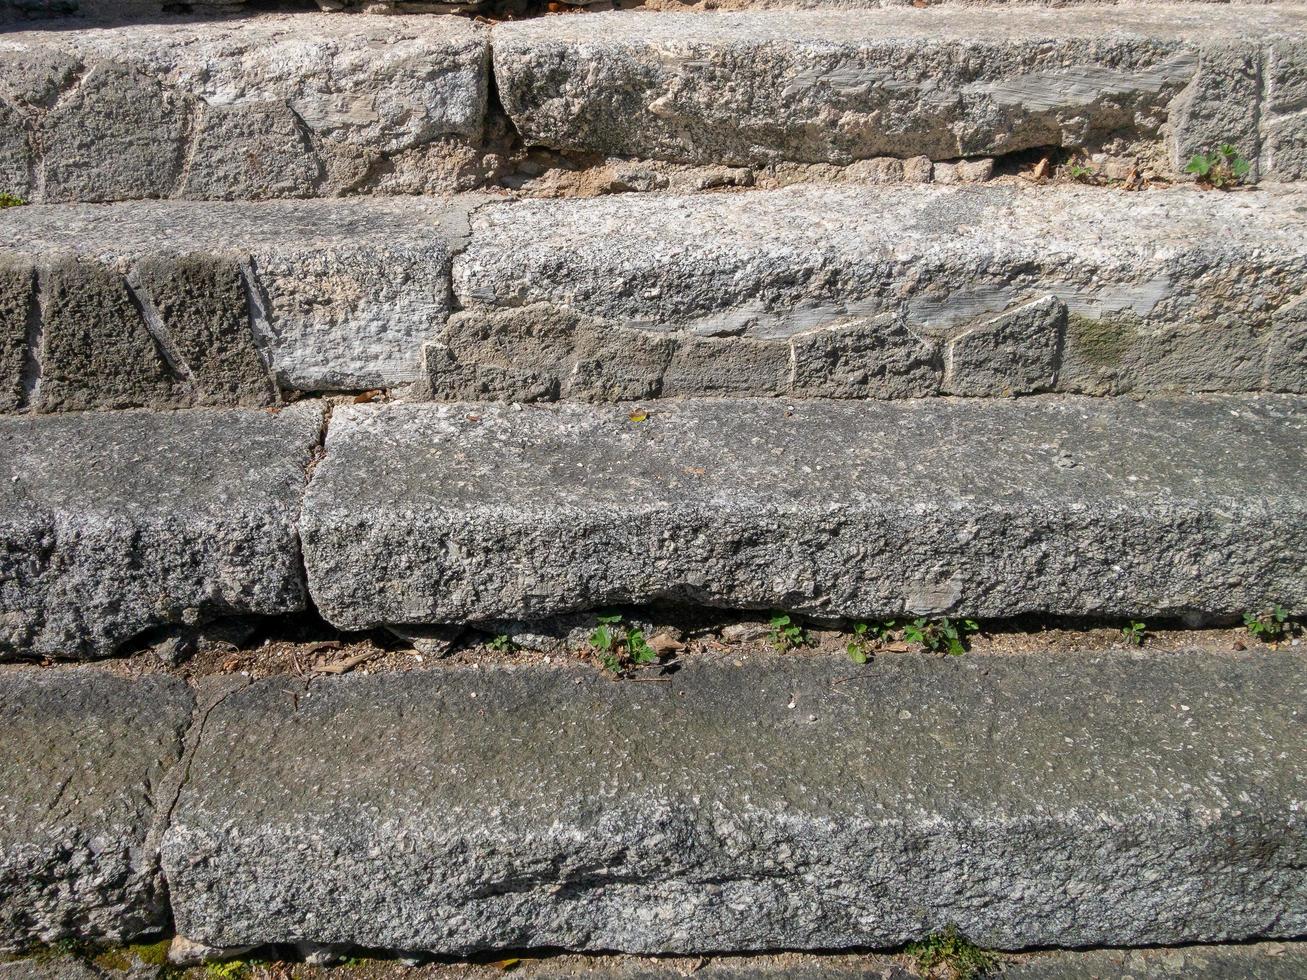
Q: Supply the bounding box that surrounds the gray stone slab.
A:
[0,403,322,659]
[1005,942,1307,980]
[492,7,1307,179]
[448,185,1307,400]
[0,669,192,951]
[0,14,488,202]
[300,396,1307,627]
[0,197,475,397]
[163,650,1307,953]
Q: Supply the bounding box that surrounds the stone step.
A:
[0,14,489,203]
[0,669,193,951]
[2,186,1305,409]
[0,197,477,407]
[159,650,1307,953]
[1,6,1306,201]
[4,653,1302,955]
[300,395,1307,628]
[0,404,322,659]
[494,6,1307,181]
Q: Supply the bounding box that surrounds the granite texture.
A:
[493,7,1307,179]
[0,404,322,659]
[447,185,1307,400]
[0,14,488,202]
[163,651,1307,953]
[0,670,192,950]
[300,396,1307,627]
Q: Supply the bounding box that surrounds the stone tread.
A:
[0,404,322,658]
[1,5,1307,202]
[0,197,477,399]
[300,395,1307,627]
[3,186,1307,408]
[162,650,1307,952]
[0,669,193,951]
[448,184,1307,400]
[0,14,488,203]
[493,6,1307,177]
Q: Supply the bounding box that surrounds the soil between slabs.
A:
[0,609,1297,682]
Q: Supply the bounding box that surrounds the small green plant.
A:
[589,613,659,675]
[903,617,979,656]
[1244,604,1291,644]
[905,926,998,979]
[0,193,24,209]
[768,613,809,651]
[1122,620,1147,647]
[847,622,871,664]
[487,633,515,653]
[1067,162,1096,182]
[204,962,251,980]
[846,620,898,663]
[1185,144,1251,188]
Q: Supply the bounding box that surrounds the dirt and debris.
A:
[2,604,1297,684]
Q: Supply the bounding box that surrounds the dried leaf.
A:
[492,959,521,972]
[629,410,649,422]
[316,649,382,675]
[648,631,686,654]
[352,390,383,404]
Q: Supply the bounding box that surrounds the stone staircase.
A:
[0,0,1305,972]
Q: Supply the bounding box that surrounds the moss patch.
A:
[1066,312,1137,368]
[92,939,173,972]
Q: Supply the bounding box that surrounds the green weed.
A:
[1185,144,1251,188]
[905,926,998,979]
[590,613,659,675]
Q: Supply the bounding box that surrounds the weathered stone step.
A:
[3,6,1307,201]
[0,197,476,407]
[0,669,193,951]
[300,395,1307,628]
[3,186,1305,409]
[0,404,322,659]
[0,14,489,203]
[447,184,1307,400]
[495,6,1307,182]
[161,650,1307,953]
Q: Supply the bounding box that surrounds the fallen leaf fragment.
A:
[629,410,649,422]
[649,631,686,654]
[316,649,382,675]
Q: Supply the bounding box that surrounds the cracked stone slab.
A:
[0,197,476,397]
[449,185,1307,399]
[300,396,1307,627]
[163,650,1307,953]
[492,6,1307,178]
[0,403,322,659]
[0,669,193,951]
[0,14,488,202]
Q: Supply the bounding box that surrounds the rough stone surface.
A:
[0,670,192,950]
[0,404,321,659]
[164,650,1307,953]
[0,198,474,397]
[450,185,1307,399]
[944,295,1064,396]
[1004,942,1307,980]
[493,7,1307,178]
[0,259,30,413]
[0,15,488,202]
[301,396,1307,626]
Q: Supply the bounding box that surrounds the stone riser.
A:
[1,7,1306,202]
[1,186,1305,412]
[1,395,1303,659]
[2,653,1304,955]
